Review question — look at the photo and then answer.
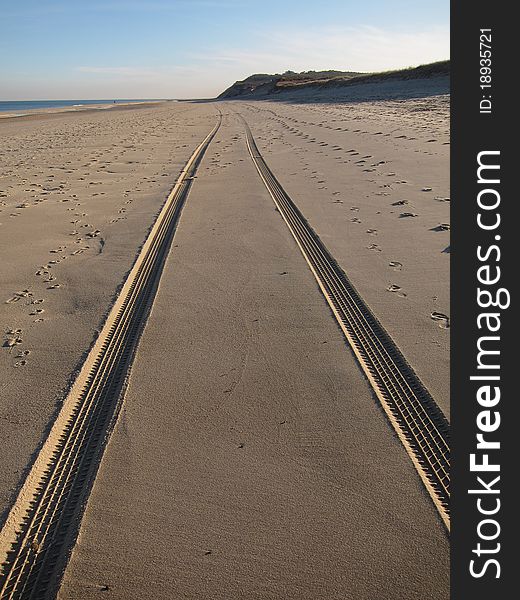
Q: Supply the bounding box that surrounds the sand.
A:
[59,102,448,597]
[0,101,166,120]
[235,89,450,416]
[0,102,217,524]
[1,81,449,598]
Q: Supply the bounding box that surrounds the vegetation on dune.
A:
[218,60,450,99]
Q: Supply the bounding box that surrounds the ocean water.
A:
[0,99,164,113]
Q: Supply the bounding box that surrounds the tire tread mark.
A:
[0,114,222,600]
[240,114,450,531]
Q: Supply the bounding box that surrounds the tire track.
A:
[241,114,450,530]
[0,115,221,599]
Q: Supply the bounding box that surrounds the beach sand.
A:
[1,82,449,598]
[58,108,448,600]
[237,90,450,417]
[0,100,167,120]
[0,102,216,523]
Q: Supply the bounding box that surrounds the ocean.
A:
[0,99,165,113]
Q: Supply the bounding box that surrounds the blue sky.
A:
[0,0,450,100]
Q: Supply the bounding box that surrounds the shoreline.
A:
[0,99,170,120]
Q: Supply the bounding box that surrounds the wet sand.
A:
[0,100,167,120]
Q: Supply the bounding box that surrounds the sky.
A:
[0,0,450,100]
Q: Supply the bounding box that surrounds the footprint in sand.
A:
[366,229,378,235]
[399,212,418,218]
[387,284,407,297]
[421,187,433,192]
[350,217,361,223]
[6,289,33,304]
[391,200,408,206]
[431,223,450,231]
[3,338,21,349]
[431,312,450,329]
[389,261,403,271]
[367,243,381,252]
[3,330,23,349]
